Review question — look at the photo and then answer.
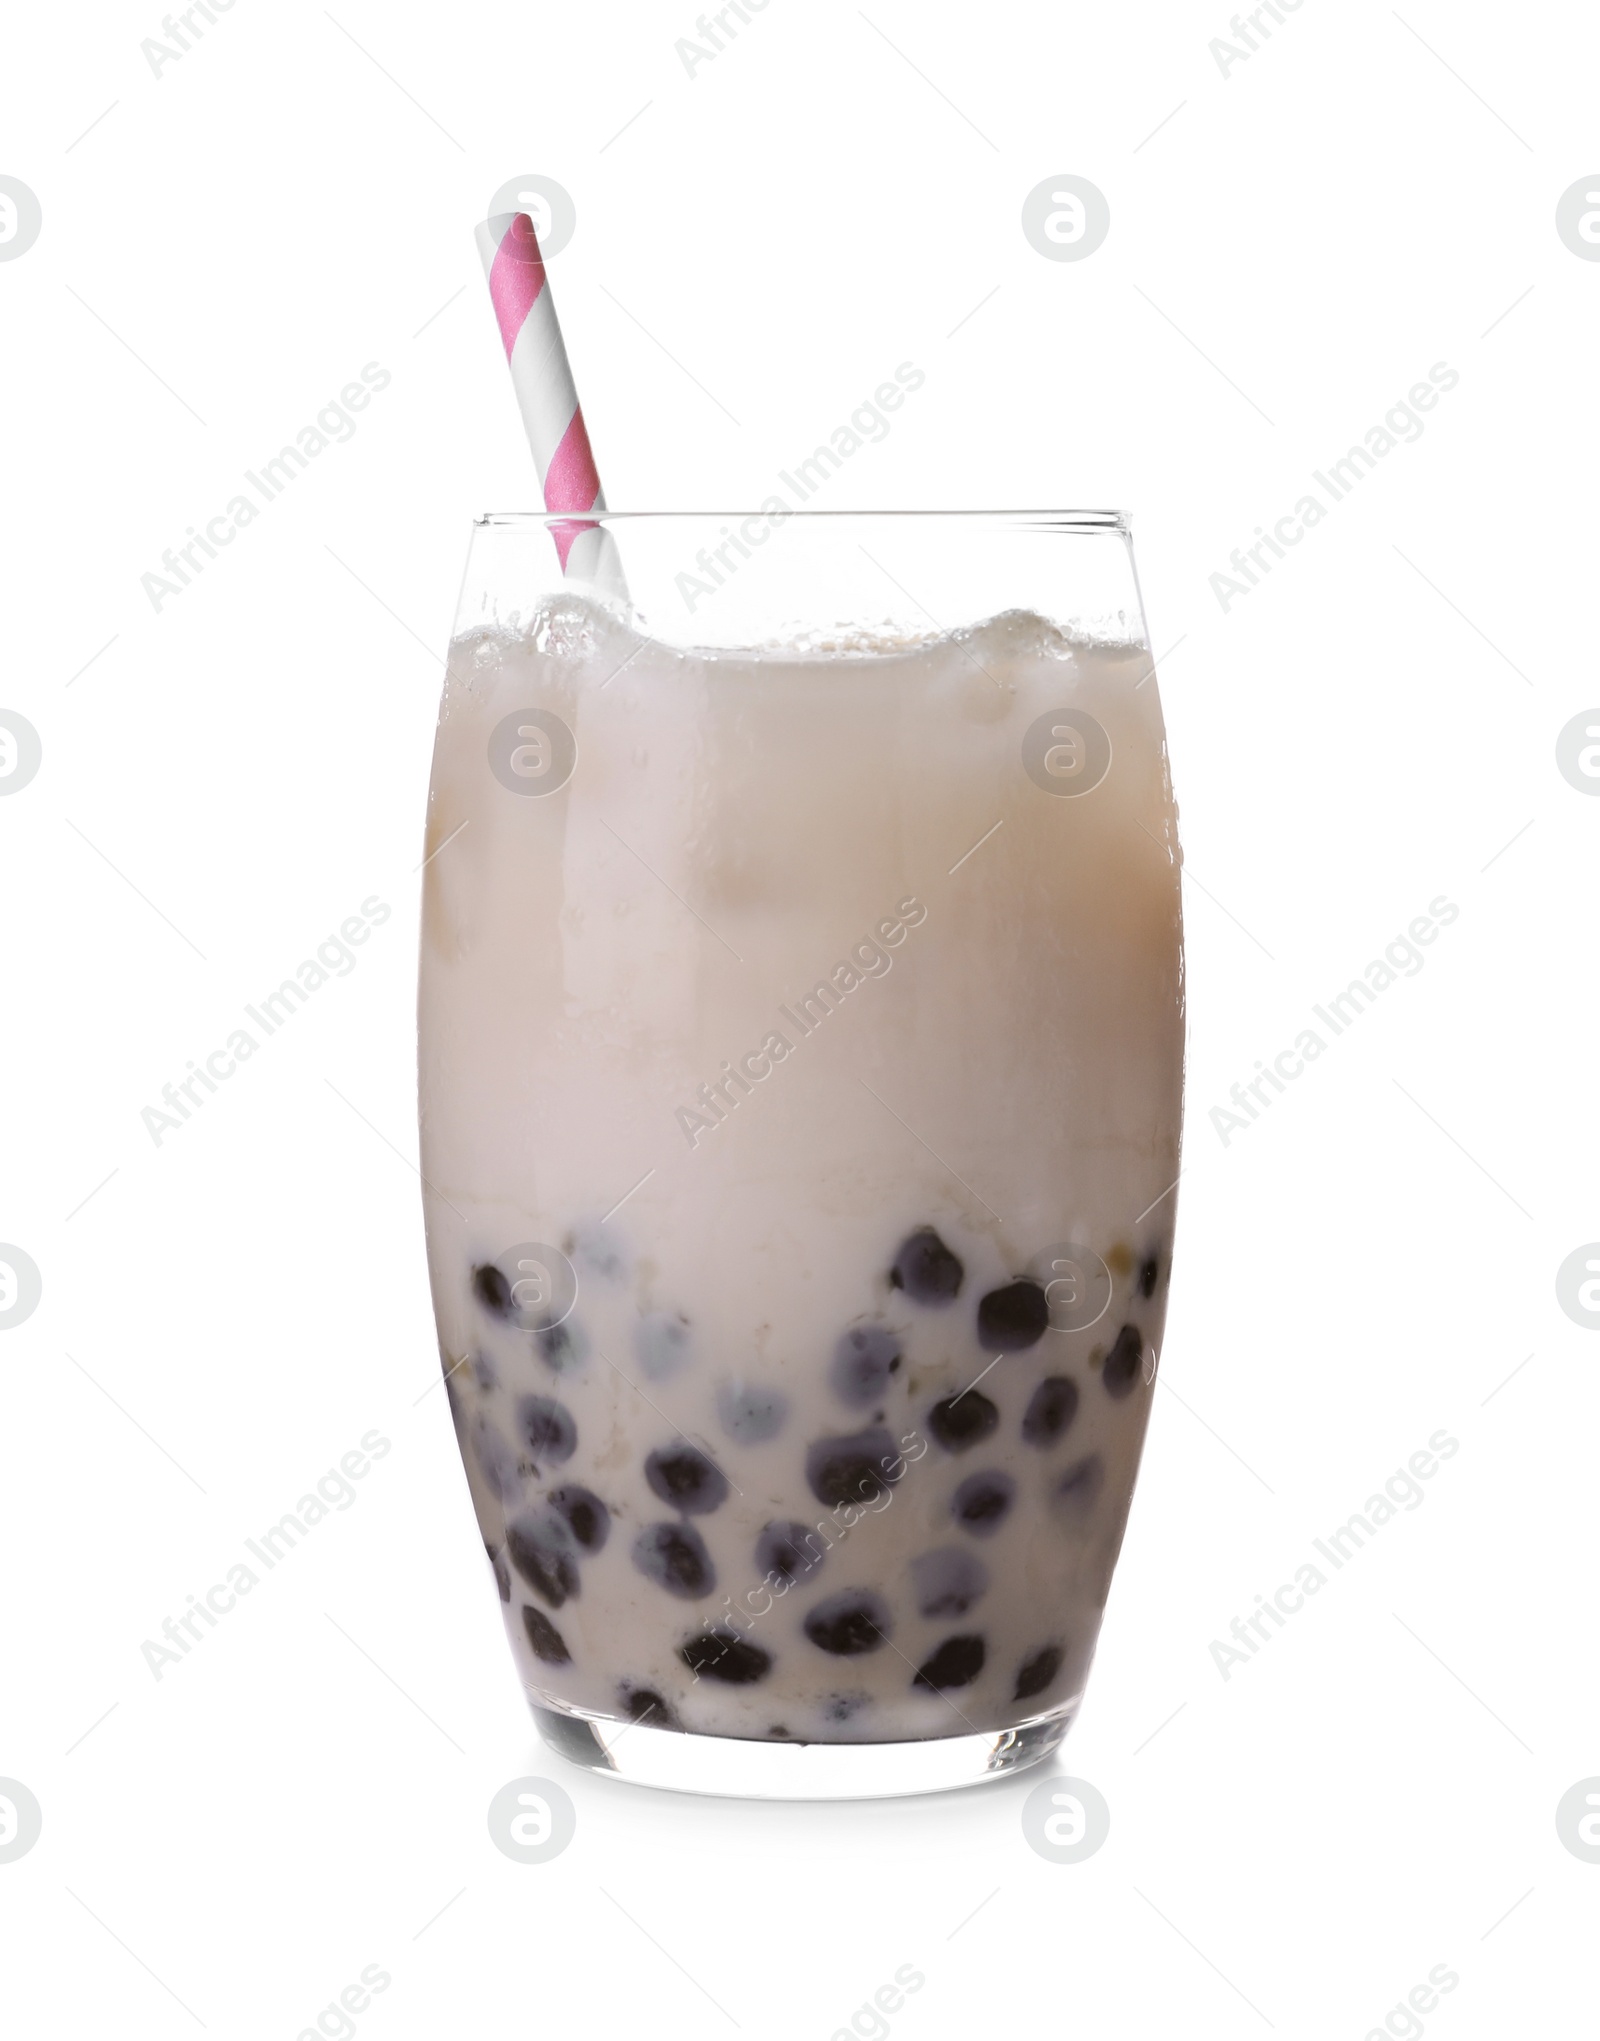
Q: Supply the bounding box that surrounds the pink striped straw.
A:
[475,211,627,597]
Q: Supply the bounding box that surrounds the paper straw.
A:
[475,211,627,598]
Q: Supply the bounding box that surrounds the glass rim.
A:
[476,508,1132,533]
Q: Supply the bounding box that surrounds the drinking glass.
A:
[418,510,1183,1798]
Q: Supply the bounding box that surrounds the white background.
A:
[3,1,1598,2035]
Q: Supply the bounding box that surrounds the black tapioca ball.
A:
[472,1262,513,1318]
[830,1325,903,1408]
[803,1589,893,1656]
[910,1546,989,1618]
[568,1220,627,1287]
[515,1393,577,1465]
[548,1483,610,1553]
[890,1227,964,1305]
[634,1310,692,1383]
[632,1522,715,1599]
[1053,1453,1105,1523]
[1103,1323,1144,1398]
[470,1413,524,1504]
[756,1519,827,1587]
[1021,1375,1079,1448]
[1137,1253,1160,1299]
[506,1511,579,1608]
[824,1692,872,1722]
[619,1684,678,1729]
[471,1349,498,1392]
[913,1634,986,1691]
[644,1443,730,1515]
[716,1381,790,1444]
[805,1428,903,1509]
[1013,1643,1064,1701]
[927,1387,1000,1453]
[976,1280,1050,1352]
[679,1627,772,1684]
[536,1317,589,1374]
[951,1470,1016,1537]
[485,1542,510,1603]
[521,1604,571,1665]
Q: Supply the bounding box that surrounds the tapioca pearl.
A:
[805,1428,903,1509]
[1013,1644,1064,1701]
[619,1684,679,1729]
[755,1519,828,1588]
[1053,1453,1105,1524]
[678,1627,772,1684]
[830,1325,903,1408]
[515,1394,577,1466]
[889,1227,964,1305]
[1021,1375,1079,1448]
[716,1382,790,1444]
[568,1220,628,1287]
[521,1604,572,1666]
[469,1414,524,1505]
[951,1470,1016,1537]
[1102,1323,1144,1398]
[976,1280,1050,1352]
[632,1522,716,1599]
[1137,1253,1160,1300]
[548,1483,611,1553]
[803,1589,894,1656]
[824,1692,872,1722]
[635,1310,692,1383]
[926,1388,999,1453]
[912,1634,986,1691]
[537,1317,589,1374]
[910,1546,989,1619]
[506,1511,580,1608]
[486,1542,510,1604]
[472,1262,513,1319]
[471,1348,498,1392]
[644,1444,730,1515]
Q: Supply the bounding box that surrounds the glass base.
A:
[529,1700,1076,1800]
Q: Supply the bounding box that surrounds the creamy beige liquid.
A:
[419,594,1183,1742]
